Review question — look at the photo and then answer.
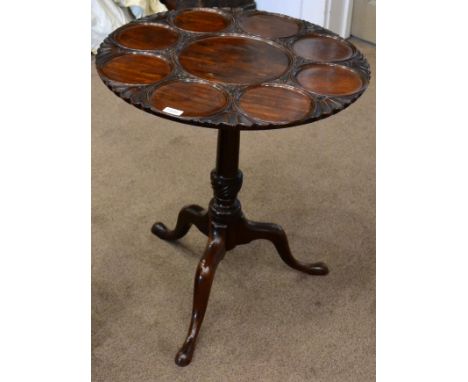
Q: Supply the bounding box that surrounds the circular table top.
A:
[96,8,371,130]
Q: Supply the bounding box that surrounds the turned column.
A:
[209,129,243,225]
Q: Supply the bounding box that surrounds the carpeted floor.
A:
[92,38,375,382]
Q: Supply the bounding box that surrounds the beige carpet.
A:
[92,38,375,382]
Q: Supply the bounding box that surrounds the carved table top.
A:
[96,8,371,130]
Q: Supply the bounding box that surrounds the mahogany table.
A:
[96,7,370,366]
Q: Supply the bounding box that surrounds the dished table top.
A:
[96,8,371,130]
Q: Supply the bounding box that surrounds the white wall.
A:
[255,0,353,38]
[325,0,354,37]
[255,0,303,19]
[302,0,328,26]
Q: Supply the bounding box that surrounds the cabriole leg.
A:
[238,219,329,275]
[175,224,226,366]
[152,204,208,240]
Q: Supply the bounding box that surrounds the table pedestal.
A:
[151,129,329,366]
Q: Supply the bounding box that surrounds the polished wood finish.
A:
[173,224,225,367]
[174,9,231,32]
[297,64,364,96]
[100,54,172,84]
[238,12,300,38]
[114,23,179,50]
[150,80,228,117]
[96,8,370,129]
[179,36,290,85]
[293,34,353,62]
[95,8,370,367]
[152,129,328,365]
[239,85,313,123]
[152,205,208,238]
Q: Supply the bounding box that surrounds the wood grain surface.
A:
[239,85,312,123]
[238,12,300,38]
[150,80,228,117]
[293,35,353,62]
[179,36,290,84]
[114,23,179,50]
[174,9,231,32]
[96,8,370,129]
[297,64,364,96]
[100,54,172,84]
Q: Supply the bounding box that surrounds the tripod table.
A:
[96,7,370,366]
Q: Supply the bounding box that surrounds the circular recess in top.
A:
[99,54,172,84]
[150,80,228,117]
[297,64,364,96]
[239,85,313,123]
[174,9,231,32]
[179,36,290,84]
[293,35,353,62]
[114,23,179,50]
[238,12,300,38]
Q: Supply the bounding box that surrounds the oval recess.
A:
[293,34,353,62]
[99,54,172,85]
[173,8,231,32]
[113,23,179,50]
[149,80,229,118]
[296,63,364,96]
[239,84,313,124]
[179,35,291,85]
[238,12,300,38]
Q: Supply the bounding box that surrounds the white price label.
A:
[163,106,184,116]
